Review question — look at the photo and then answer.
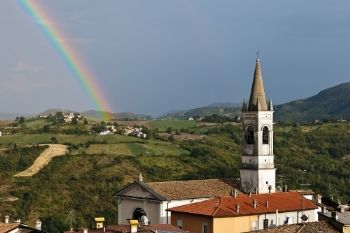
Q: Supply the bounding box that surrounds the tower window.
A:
[245,126,254,144]
[263,126,269,144]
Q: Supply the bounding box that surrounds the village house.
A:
[319,208,350,233]
[114,174,240,225]
[0,216,44,233]
[167,192,319,233]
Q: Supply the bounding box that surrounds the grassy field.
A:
[0,134,144,145]
[149,120,196,131]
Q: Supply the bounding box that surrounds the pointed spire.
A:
[138,172,144,182]
[242,99,248,111]
[248,59,268,111]
[268,99,273,111]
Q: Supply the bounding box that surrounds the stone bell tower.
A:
[240,58,275,194]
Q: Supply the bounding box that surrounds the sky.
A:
[0,1,350,116]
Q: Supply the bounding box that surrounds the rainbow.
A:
[18,0,114,121]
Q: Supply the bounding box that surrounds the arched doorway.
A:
[132,208,146,221]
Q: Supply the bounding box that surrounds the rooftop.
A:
[247,59,268,111]
[65,224,187,233]
[320,211,350,225]
[248,221,340,233]
[146,178,241,200]
[168,192,318,217]
[0,223,20,233]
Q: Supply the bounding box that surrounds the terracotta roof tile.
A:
[146,179,241,200]
[248,221,340,233]
[0,223,20,233]
[168,192,318,217]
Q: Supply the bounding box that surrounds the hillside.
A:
[275,82,350,122]
[0,120,350,232]
[160,103,241,119]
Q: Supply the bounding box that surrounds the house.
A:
[167,192,319,233]
[319,209,350,233]
[248,221,340,233]
[114,174,240,225]
[0,219,45,233]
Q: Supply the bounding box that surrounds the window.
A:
[262,126,269,144]
[245,126,255,144]
[202,223,208,233]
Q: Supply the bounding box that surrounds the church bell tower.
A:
[240,58,275,194]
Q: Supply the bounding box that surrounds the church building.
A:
[240,58,276,194]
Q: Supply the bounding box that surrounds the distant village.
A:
[1,60,350,233]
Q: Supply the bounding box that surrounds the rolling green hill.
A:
[275,82,350,122]
[0,121,350,232]
[160,103,241,119]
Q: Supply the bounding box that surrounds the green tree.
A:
[19,116,26,124]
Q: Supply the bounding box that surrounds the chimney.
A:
[234,189,238,198]
[14,218,21,223]
[5,215,9,224]
[236,204,240,213]
[317,194,322,204]
[35,219,42,231]
[129,220,138,233]
[138,172,143,182]
[331,211,339,221]
[266,201,269,208]
[322,206,327,214]
[83,229,88,233]
[340,205,346,213]
[249,192,252,197]
[253,199,257,208]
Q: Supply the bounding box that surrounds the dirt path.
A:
[14,144,68,177]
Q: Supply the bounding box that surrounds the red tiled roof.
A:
[147,179,241,200]
[168,192,318,217]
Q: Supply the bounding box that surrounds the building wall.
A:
[171,212,213,233]
[256,209,317,230]
[160,198,210,224]
[213,215,258,233]
[117,198,160,224]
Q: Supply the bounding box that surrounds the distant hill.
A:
[37,109,153,121]
[39,108,77,116]
[160,103,242,119]
[275,82,350,122]
[81,110,153,121]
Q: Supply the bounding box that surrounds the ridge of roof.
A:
[114,180,167,201]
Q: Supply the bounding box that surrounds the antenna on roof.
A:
[256,48,260,61]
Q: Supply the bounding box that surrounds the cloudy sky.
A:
[0,1,349,116]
